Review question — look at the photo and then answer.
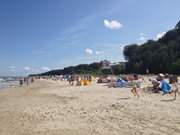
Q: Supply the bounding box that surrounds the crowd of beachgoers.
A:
[25,73,180,100]
[1,74,180,135]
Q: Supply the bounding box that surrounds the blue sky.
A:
[0,0,180,76]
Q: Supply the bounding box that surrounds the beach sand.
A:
[0,79,180,135]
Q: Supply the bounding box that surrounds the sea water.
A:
[0,77,20,90]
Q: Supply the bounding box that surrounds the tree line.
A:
[124,20,180,74]
[32,61,126,76]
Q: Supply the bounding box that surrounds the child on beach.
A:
[131,75,140,97]
[131,80,140,97]
[170,78,179,100]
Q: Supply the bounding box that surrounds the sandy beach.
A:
[0,79,180,135]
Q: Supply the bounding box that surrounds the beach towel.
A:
[115,79,128,87]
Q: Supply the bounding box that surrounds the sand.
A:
[0,79,180,135]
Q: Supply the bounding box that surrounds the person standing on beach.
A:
[24,77,29,86]
[31,77,34,83]
[170,76,179,100]
[19,79,23,87]
[131,75,140,97]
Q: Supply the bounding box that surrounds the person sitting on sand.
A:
[69,75,75,86]
[149,79,161,93]
[158,74,171,95]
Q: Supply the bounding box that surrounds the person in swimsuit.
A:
[131,75,140,97]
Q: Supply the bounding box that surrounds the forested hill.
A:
[124,20,180,74]
[32,61,126,76]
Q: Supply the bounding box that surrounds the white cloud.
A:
[156,32,166,40]
[41,66,50,71]
[85,48,93,55]
[104,19,123,30]
[24,67,31,71]
[95,51,104,55]
[120,46,125,52]
[138,33,146,41]
[139,36,146,41]
[22,66,50,74]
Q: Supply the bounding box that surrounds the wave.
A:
[0,77,19,90]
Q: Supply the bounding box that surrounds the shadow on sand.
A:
[118,97,131,100]
[161,98,176,102]
[161,92,179,102]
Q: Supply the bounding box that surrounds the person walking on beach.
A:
[30,77,34,83]
[171,80,179,100]
[170,76,179,100]
[131,74,140,98]
[19,79,23,87]
[24,77,29,86]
